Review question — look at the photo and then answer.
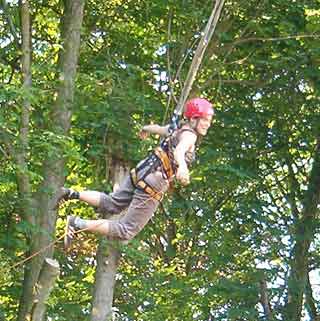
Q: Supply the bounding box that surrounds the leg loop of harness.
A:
[130,168,163,202]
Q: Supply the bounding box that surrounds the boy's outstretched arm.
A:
[139,124,170,139]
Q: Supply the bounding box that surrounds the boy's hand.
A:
[176,166,190,186]
[138,129,150,140]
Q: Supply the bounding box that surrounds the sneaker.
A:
[55,187,79,209]
[64,215,78,251]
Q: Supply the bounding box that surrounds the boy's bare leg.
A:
[78,191,101,207]
[73,217,110,235]
[64,216,111,250]
[56,188,102,207]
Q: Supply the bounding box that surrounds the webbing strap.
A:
[154,147,174,179]
[130,168,138,185]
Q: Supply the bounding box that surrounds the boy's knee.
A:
[98,193,121,215]
[119,232,135,241]
[113,222,139,241]
[119,226,137,241]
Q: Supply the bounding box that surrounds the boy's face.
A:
[195,115,213,136]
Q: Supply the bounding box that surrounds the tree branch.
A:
[1,0,20,45]
[231,34,320,47]
[0,145,10,159]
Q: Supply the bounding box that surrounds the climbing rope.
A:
[174,0,225,118]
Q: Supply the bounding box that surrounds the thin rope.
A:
[8,186,167,272]
[11,234,65,271]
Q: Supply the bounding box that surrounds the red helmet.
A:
[184,98,214,119]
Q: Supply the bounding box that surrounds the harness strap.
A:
[154,147,174,179]
[130,168,138,185]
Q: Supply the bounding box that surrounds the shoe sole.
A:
[64,215,73,251]
[54,187,69,210]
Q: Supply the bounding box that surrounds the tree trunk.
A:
[16,1,39,320]
[17,0,32,213]
[30,258,60,321]
[17,1,85,320]
[259,275,272,320]
[91,241,121,321]
[285,138,320,320]
[91,160,129,321]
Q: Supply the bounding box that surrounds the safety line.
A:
[8,187,166,272]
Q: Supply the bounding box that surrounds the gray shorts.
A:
[98,168,169,241]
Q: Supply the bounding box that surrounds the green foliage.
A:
[0,0,319,320]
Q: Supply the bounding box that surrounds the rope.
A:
[174,0,225,117]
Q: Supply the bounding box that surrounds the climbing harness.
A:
[132,178,163,202]
[130,125,200,201]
